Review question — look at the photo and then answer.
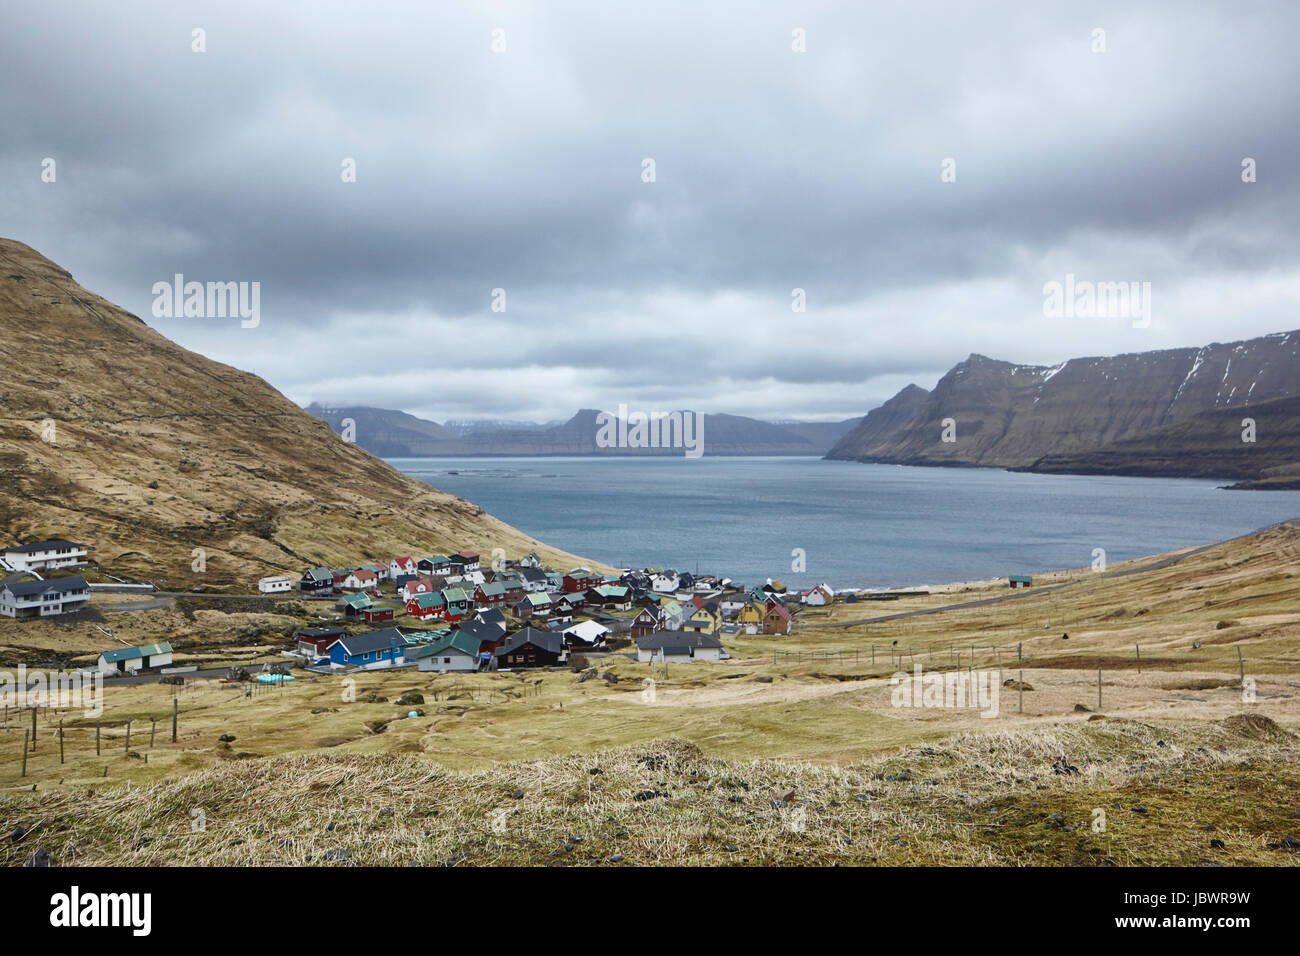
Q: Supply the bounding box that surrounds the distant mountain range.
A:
[826,330,1300,489]
[305,405,859,457]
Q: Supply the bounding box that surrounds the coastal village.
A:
[1,537,839,678]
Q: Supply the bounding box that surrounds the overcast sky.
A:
[3,1,1298,423]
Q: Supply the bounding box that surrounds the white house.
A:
[719,596,747,618]
[413,631,481,673]
[635,632,726,663]
[562,619,610,647]
[0,575,91,619]
[97,641,173,675]
[258,575,293,594]
[1,540,88,574]
[520,568,549,592]
[651,571,680,593]
[389,557,417,579]
[802,584,834,606]
[341,568,380,591]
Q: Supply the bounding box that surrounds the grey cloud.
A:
[2,1,1298,422]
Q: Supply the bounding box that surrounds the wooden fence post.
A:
[1018,669,1023,714]
[59,719,64,764]
[124,719,131,752]
[1135,643,1141,674]
[172,698,178,743]
[96,724,101,755]
[150,718,156,749]
[1237,646,1244,684]
[1097,669,1102,710]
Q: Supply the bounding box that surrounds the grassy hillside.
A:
[0,239,601,588]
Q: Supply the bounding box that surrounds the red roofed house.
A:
[342,568,379,591]
[389,557,417,579]
[763,602,793,635]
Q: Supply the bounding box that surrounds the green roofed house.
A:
[299,566,334,592]
[97,642,174,675]
[414,631,482,673]
[340,592,374,616]
[514,591,553,618]
[1008,575,1033,589]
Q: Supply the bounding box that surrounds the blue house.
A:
[329,628,407,669]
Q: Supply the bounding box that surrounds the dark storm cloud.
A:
[2,1,1298,421]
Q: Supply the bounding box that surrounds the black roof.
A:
[635,631,722,651]
[298,627,346,639]
[453,620,504,644]
[474,608,508,630]
[336,628,407,656]
[4,575,88,597]
[5,540,83,554]
[496,627,563,656]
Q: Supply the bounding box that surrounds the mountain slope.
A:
[0,239,599,587]
[827,331,1300,481]
[308,406,857,456]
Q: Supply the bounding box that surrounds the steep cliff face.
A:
[826,331,1300,482]
[825,383,930,460]
[0,239,597,587]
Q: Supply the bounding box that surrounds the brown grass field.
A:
[1,520,1297,866]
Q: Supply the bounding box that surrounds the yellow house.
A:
[683,605,720,635]
[737,601,766,628]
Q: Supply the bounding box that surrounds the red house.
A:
[630,608,660,639]
[407,592,448,620]
[362,606,395,624]
[295,627,346,658]
[474,581,507,605]
[563,568,600,593]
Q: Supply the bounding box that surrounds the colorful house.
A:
[328,629,406,669]
[406,591,447,620]
[442,586,472,621]
[682,605,720,635]
[474,581,507,606]
[362,605,396,624]
[514,592,553,618]
[340,592,374,617]
[563,568,601,593]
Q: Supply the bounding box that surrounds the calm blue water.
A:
[390,457,1300,590]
